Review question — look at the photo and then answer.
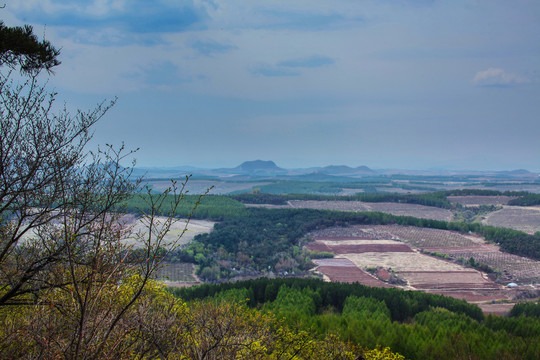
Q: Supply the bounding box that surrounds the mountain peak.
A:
[236,160,280,171]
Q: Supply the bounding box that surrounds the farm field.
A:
[483,206,540,234]
[309,224,481,247]
[308,240,413,254]
[156,263,200,286]
[311,224,540,283]
[123,215,215,249]
[447,195,517,206]
[442,250,540,284]
[476,184,540,193]
[124,216,214,286]
[307,225,540,312]
[287,200,453,221]
[144,179,271,194]
[374,187,428,194]
[312,258,392,287]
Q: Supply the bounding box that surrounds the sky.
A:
[3,0,540,171]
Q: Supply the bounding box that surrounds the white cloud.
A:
[473,68,531,87]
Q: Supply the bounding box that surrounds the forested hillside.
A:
[172,278,540,360]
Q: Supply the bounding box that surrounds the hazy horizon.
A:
[3,1,539,172]
[134,159,539,174]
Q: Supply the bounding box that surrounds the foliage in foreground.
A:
[0,17,401,360]
[0,277,403,360]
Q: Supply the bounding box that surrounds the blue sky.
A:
[4,0,540,171]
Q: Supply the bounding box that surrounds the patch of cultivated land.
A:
[447,195,517,206]
[156,262,200,286]
[483,206,540,234]
[288,200,453,221]
[345,251,465,272]
[313,224,540,283]
[307,225,540,312]
[144,179,271,194]
[444,251,540,284]
[312,258,391,287]
[375,187,427,194]
[307,240,413,254]
[122,215,215,249]
[310,225,481,247]
[398,271,497,289]
[476,303,517,316]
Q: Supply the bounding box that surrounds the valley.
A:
[125,164,540,317]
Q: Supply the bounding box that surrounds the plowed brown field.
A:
[307,224,540,313]
[483,206,540,234]
[307,242,413,254]
[314,258,391,287]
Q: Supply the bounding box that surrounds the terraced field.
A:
[307,224,540,313]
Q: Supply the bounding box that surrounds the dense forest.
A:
[125,193,247,220]
[171,278,540,360]
[508,193,540,206]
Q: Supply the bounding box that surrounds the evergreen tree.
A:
[0,21,60,74]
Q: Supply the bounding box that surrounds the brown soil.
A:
[484,206,540,234]
[313,258,357,267]
[425,290,510,303]
[330,244,413,254]
[477,303,515,316]
[306,242,333,253]
[315,265,393,287]
[376,268,391,281]
[288,200,453,221]
[306,224,540,313]
[307,242,413,254]
[312,236,382,241]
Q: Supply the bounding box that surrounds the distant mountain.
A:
[134,161,382,179]
[207,160,289,177]
[134,162,538,181]
[235,160,283,173]
[318,165,376,176]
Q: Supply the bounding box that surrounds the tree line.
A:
[125,193,247,220]
[229,191,453,208]
[172,278,540,360]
